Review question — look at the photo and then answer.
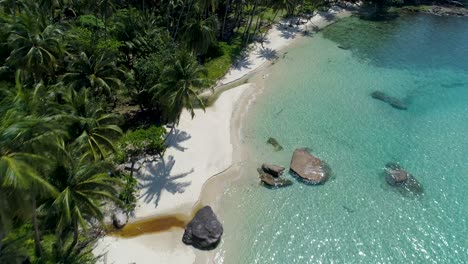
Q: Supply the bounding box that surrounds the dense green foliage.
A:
[0,0,328,262]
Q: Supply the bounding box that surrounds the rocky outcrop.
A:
[290,149,331,184]
[267,137,283,151]
[384,163,423,195]
[258,171,293,188]
[371,91,408,110]
[257,168,292,188]
[261,164,285,177]
[182,206,223,250]
[112,209,128,229]
[427,5,468,16]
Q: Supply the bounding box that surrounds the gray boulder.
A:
[261,164,285,177]
[182,206,223,250]
[112,209,128,229]
[371,91,408,110]
[257,168,292,188]
[290,149,331,184]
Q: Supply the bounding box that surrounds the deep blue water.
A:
[214,14,468,263]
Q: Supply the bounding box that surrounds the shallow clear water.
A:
[214,14,468,263]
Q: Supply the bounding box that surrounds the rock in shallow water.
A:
[182,206,223,250]
[371,91,408,110]
[261,163,285,177]
[290,149,331,184]
[384,163,423,195]
[259,172,293,188]
[267,137,283,151]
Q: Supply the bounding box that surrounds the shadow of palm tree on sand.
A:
[138,155,193,208]
[257,48,278,61]
[165,129,192,152]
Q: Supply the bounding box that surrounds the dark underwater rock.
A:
[182,206,223,250]
[257,168,292,188]
[267,137,283,151]
[384,163,423,196]
[371,91,408,110]
[290,149,331,184]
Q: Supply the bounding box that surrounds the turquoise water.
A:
[214,14,468,263]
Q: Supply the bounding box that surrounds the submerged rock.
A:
[182,206,223,250]
[259,173,293,188]
[337,45,350,50]
[267,137,283,151]
[384,163,423,195]
[261,163,285,177]
[371,91,408,110]
[290,149,331,184]
[112,209,128,229]
[257,168,292,188]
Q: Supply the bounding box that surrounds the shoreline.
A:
[94,6,351,264]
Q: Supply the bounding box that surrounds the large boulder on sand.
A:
[371,91,408,110]
[182,206,223,250]
[290,149,331,184]
[261,164,285,177]
[112,209,128,229]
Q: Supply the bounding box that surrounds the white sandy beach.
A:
[94,6,350,264]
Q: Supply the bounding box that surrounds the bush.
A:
[78,15,104,30]
[119,125,167,160]
[117,171,138,212]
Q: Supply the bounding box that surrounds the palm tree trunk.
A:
[0,223,4,252]
[173,0,187,40]
[32,196,43,257]
[234,0,243,29]
[221,0,230,40]
[252,14,262,42]
[129,159,136,178]
[243,0,258,45]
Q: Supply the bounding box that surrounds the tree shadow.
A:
[137,155,193,208]
[257,48,279,61]
[233,53,253,70]
[275,23,302,40]
[166,129,191,152]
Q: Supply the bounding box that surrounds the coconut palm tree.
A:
[0,74,63,257]
[61,52,125,96]
[5,4,64,82]
[46,150,119,254]
[151,50,207,127]
[60,88,122,161]
[183,15,219,56]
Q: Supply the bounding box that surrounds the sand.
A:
[94,6,350,264]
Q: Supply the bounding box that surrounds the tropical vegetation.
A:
[0,0,352,262]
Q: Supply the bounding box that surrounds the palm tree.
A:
[151,50,207,127]
[184,15,219,56]
[60,88,122,161]
[61,52,125,96]
[0,75,62,257]
[46,151,119,254]
[6,4,64,82]
[0,114,59,258]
